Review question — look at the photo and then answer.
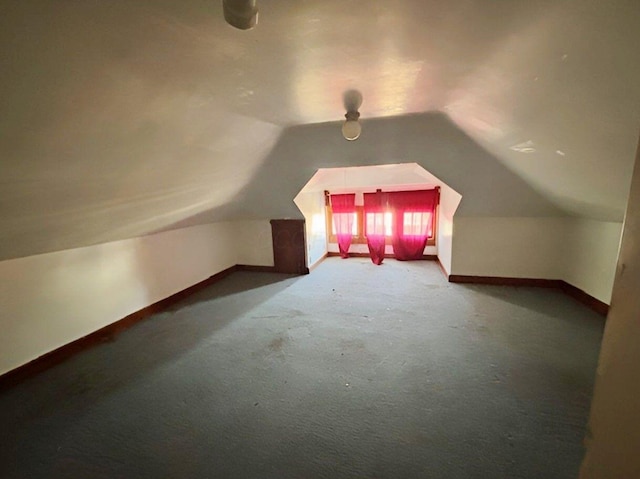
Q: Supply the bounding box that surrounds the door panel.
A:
[270,219,308,274]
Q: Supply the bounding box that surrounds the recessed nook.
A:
[294,163,461,271]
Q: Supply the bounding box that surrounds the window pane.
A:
[332,212,358,236]
[366,213,382,235]
[384,212,392,236]
[366,212,393,236]
[402,212,432,236]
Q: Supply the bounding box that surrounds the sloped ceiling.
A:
[300,164,444,195]
[0,0,638,261]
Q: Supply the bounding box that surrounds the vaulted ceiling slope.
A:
[0,0,638,261]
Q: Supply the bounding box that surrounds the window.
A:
[403,212,433,237]
[327,206,363,243]
[365,212,392,236]
[326,188,439,260]
[327,206,437,245]
[331,212,358,236]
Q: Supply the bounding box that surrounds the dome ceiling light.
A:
[223,0,258,30]
[342,90,363,141]
[342,110,361,141]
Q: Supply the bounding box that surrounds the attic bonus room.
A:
[1,1,639,478]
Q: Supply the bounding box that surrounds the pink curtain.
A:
[330,193,356,258]
[388,189,439,261]
[363,192,387,265]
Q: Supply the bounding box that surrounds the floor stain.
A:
[339,338,367,352]
[269,337,287,352]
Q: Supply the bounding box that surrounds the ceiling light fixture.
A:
[342,111,361,141]
[223,0,258,30]
[341,90,363,141]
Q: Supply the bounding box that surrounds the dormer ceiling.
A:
[0,0,638,260]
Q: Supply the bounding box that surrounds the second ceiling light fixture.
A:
[342,90,363,141]
[223,0,258,30]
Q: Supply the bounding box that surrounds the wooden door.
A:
[270,219,309,274]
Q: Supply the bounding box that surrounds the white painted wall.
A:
[234,220,275,267]
[0,222,238,376]
[450,216,621,303]
[293,191,327,268]
[451,217,567,279]
[564,219,622,304]
[436,185,462,275]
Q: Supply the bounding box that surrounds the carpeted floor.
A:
[0,258,605,478]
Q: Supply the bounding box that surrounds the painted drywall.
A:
[234,220,275,267]
[293,191,327,268]
[303,164,441,193]
[434,215,621,302]
[2,2,639,264]
[0,222,237,375]
[436,184,462,275]
[580,139,640,479]
[451,217,567,280]
[564,219,622,304]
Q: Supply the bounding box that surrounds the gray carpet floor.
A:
[0,258,605,478]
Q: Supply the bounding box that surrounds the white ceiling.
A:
[300,164,443,194]
[0,0,638,260]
